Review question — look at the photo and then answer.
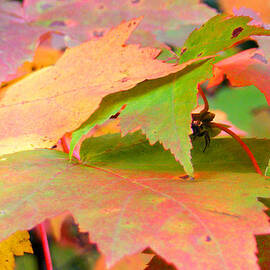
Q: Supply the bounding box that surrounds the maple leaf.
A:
[0,17,188,156]
[0,231,33,270]
[95,252,154,270]
[23,0,216,47]
[209,48,270,104]
[1,46,63,87]
[71,59,213,175]
[0,132,270,269]
[50,212,153,269]
[71,14,270,175]
[0,0,215,83]
[142,248,180,270]
[0,9,51,84]
[224,6,270,63]
[178,14,270,63]
[219,0,270,24]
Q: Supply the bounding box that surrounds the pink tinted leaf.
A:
[219,0,270,24]
[0,17,185,156]
[0,133,269,269]
[0,0,24,17]
[209,48,270,105]
[0,10,51,84]
[23,0,216,46]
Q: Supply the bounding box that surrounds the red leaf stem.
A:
[197,84,209,112]
[38,223,53,270]
[211,122,262,175]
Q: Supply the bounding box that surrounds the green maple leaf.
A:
[71,60,212,175]
[70,14,270,176]
[178,14,270,62]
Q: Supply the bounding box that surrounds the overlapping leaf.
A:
[219,0,270,23]
[178,14,270,63]
[95,252,154,270]
[0,132,269,269]
[0,0,216,83]
[0,10,50,84]
[209,48,270,104]
[71,60,213,175]
[1,46,63,87]
[0,231,33,270]
[71,14,270,175]
[23,0,216,46]
[0,17,187,156]
[226,6,270,61]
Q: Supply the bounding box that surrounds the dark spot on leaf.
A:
[180,47,187,55]
[133,21,136,25]
[93,30,104,37]
[251,53,268,64]
[252,106,270,116]
[51,145,57,149]
[110,112,120,119]
[49,20,66,27]
[131,0,140,3]
[197,53,202,57]
[232,27,243,38]
[128,23,132,28]
[31,66,37,71]
[206,235,212,242]
[179,175,195,180]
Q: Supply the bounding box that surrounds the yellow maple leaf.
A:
[0,231,33,270]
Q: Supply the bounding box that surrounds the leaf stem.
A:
[38,223,53,270]
[198,84,209,112]
[211,122,262,175]
[61,136,81,160]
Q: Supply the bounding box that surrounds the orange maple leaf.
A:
[0,17,186,156]
[208,48,270,104]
